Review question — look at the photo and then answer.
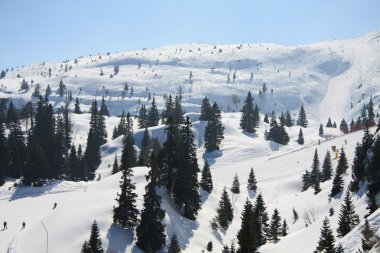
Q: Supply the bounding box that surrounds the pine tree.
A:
[80,241,91,253]
[99,97,110,117]
[337,191,360,237]
[163,94,174,124]
[335,244,344,253]
[330,172,344,198]
[88,220,104,253]
[297,128,304,145]
[111,155,119,175]
[217,187,233,229]
[237,199,257,253]
[6,100,18,128]
[7,120,26,179]
[136,182,166,253]
[368,95,375,123]
[240,91,259,133]
[58,79,66,97]
[204,102,224,152]
[253,193,269,246]
[200,96,213,121]
[366,135,380,214]
[138,105,147,128]
[281,219,288,236]
[173,95,185,125]
[173,117,201,220]
[285,110,293,127]
[207,241,213,252]
[0,123,9,185]
[319,124,324,136]
[247,168,257,192]
[321,151,333,182]
[316,217,335,253]
[268,208,282,242]
[326,118,333,128]
[301,170,311,191]
[231,173,240,194]
[67,145,79,180]
[138,128,150,166]
[264,114,269,124]
[310,149,321,194]
[147,97,160,127]
[160,117,181,192]
[23,130,48,186]
[267,118,289,145]
[121,114,137,169]
[336,148,348,175]
[200,160,213,193]
[349,142,366,192]
[361,219,375,251]
[340,119,349,134]
[113,160,139,227]
[45,84,52,97]
[168,233,181,253]
[297,104,308,128]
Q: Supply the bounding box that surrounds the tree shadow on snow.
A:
[242,131,258,139]
[202,150,223,166]
[10,180,63,201]
[248,190,257,199]
[106,224,134,253]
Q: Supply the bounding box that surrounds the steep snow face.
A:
[1,31,380,253]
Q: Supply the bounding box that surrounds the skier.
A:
[22,222,25,230]
[53,202,57,209]
[3,221,7,230]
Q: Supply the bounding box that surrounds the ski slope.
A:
[1,31,380,252]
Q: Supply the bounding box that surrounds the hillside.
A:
[1,31,380,253]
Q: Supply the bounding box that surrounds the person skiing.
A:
[3,221,7,230]
[22,222,25,230]
[53,202,57,209]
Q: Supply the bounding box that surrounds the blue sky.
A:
[1,0,380,70]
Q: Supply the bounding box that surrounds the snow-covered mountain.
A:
[1,30,380,253]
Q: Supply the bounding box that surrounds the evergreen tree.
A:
[349,142,366,192]
[301,170,311,191]
[73,98,81,114]
[361,219,375,252]
[67,145,80,180]
[200,96,213,121]
[207,241,213,252]
[0,123,7,185]
[147,97,160,127]
[326,118,333,128]
[163,94,174,124]
[204,102,224,152]
[138,128,151,166]
[330,171,344,198]
[168,233,181,253]
[200,160,213,193]
[297,128,304,145]
[7,120,26,178]
[136,182,166,253]
[340,119,349,134]
[80,241,91,253]
[237,199,257,253]
[173,117,201,220]
[84,100,101,178]
[335,244,344,253]
[310,149,321,194]
[173,95,185,125]
[138,105,147,128]
[247,168,257,192]
[217,187,233,229]
[88,220,104,253]
[99,97,110,117]
[160,117,181,192]
[264,114,269,124]
[336,148,349,175]
[368,95,375,122]
[285,110,293,127]
[231,173,240,194]
[297,104,308,127]
[267,118,289,145]
[113,159,139,227]
[321,151,333,182]
[337,191,360,237]
[293,208,299,223]
[268,208,282,242]
[45,84,52,97]
[23,130,48,185]
[240,91,259,133]
[20,79,30,91]
[58,79,66,97]
[281,219,288,237]
[111,154,119,175]
[253,193,269,246]
[316,217,335,253]
[6,100,18,128]
[366,134,380,214]
[319,124,324,136]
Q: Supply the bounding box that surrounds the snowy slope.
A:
[1,31,380,253]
